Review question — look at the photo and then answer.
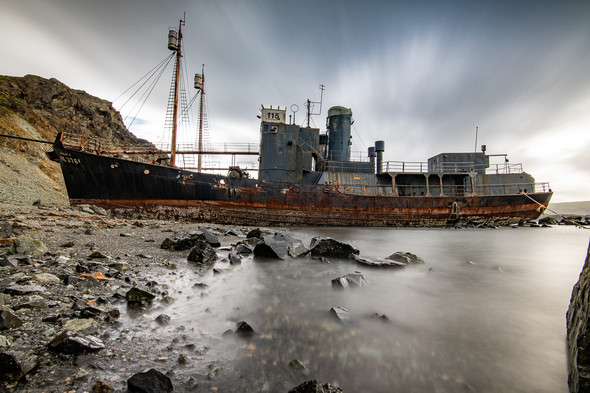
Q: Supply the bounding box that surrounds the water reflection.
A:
[122,227,588,392]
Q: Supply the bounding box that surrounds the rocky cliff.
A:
[0,74,154,205]
[567,240,590,392]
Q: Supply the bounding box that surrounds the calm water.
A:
[124,226,589,392]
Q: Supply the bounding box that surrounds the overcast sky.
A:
[2,0,589,202]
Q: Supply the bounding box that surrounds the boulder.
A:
[200,227,221,247]
[0,352,39,384]
[310,237,359,259]
[288,380,343,393]
[332,272,367,289]
[48,331,105,354]
[0,310,23,330]
[125,287,156,303]
[127,368,173,393]
[538,216,558,226]
[354,254,406,268]
[567,241,590,392]
[329,306,350,324]
[3,284,45,296]
[10,236,48,255]
[235,320,255,338]
[187,241,218,266]
[254,232,308,259]
[386,252,425,265]
[161,230,206,251]
[228,251,242,265]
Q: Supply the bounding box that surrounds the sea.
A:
[127,225,590,393]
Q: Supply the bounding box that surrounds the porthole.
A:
[144,169,150,175]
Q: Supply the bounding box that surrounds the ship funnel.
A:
[327,106,353,162]
[368,146,376,172]
[168,29,178,51]
[375,140,385,174]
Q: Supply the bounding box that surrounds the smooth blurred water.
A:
[130,226,589,392]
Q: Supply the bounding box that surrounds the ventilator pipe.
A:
[375,140,385,174]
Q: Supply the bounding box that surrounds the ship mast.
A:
[169,17,185,167]
[197,64,205,172]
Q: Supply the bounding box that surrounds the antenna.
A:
[304,84,325,128]
[474,126,478,154]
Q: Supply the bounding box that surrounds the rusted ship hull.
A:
[51,136,552,226]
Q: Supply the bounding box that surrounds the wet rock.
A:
[353,254,406,268]
[310,237,359,259]
[0,310,23,329]
[288,379,343,393]
[10,236,48,255]
[3,284,45,295]
[125,287,156,303]
[331,271,367,289]
[0,352,39,384]
[225,228,243,236]
[187,241,218,266]
[161,230,206,251]
[15,294,47,309]
[127,368,173,393]
[539,216,558,226]
[234,243,253,255]
[155,314,171,325]
[371,313,391,323]
[254,232,307,259]
[200,227,221,247]
[329,306,350,324]
[48,331,105,354]
[246,228,264,239]
[60,318,99,335]
[236,320,255,337]
[228,251,242,265]
[386,251,425,265]
[567,240,590,392]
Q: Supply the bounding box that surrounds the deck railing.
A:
[383,160,524,174]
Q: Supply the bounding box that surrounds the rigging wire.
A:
[113,54,174,108]
[125,57,173,130]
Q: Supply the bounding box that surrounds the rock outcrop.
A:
[567,240,590,392]
[0,74,154,205]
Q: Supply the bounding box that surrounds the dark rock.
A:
[567,240,590,392]
[225,228,243,236]
[329,306,350,323]
[3,284,45,295]
[354,254,406,268]
[0,256,17,268]
[253,232,307,259]
[155,314,171,325]
[0,221,12,238]
[538,216,558,226]
[88,250,109,259]
[234,243,253,255]
[125,287,156,303]
[80,306,103,318]
[0,352,39,384]
[200,227,221,247]
[246,228,264,239]
[235,320,255,337]
[387,251,425,265]
[289,359,309,376]
[228,251,242,265]
[331,271,367,289]
[187,241,218,266]
[127,368,173,393]
[48,331,105,354]
[161,230,206,251]
[0,310,23,330]
[310,237,359,259]
[288,379,343,393]
[120,232,132,237]
[372,313,391,323]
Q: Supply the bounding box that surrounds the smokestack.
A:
[375,141,385,174]
[368,146,376,173]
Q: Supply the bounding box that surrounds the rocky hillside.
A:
[0,74,154,205]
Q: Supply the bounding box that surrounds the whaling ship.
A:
[48,18,553,226]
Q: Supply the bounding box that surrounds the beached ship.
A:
[48,18,552,226]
